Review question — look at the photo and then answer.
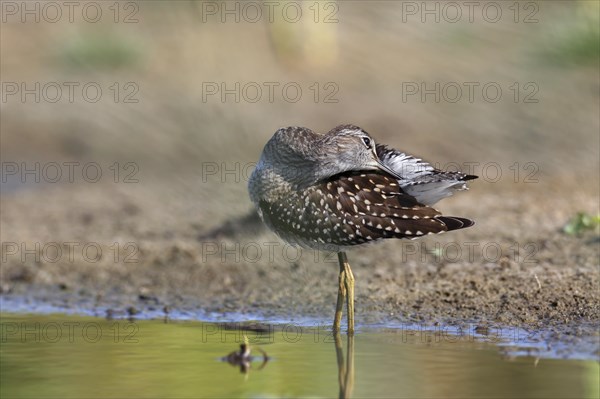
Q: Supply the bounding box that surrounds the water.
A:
[1,313,598,399]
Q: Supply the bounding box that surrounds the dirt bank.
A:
[1,177,598,343]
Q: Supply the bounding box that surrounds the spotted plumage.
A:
[249,125,476,251]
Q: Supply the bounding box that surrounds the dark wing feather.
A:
[258,171,473,248]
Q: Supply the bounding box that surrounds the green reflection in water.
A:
[0,313,597,398]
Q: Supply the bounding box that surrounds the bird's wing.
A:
[376,144,477,206]
[259,172,473,249]
[376,144,436,181]
[309,172,472,243]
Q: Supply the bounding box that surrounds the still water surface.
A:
[1,313,598,398]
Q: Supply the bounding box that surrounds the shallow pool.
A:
[1,313,598,398]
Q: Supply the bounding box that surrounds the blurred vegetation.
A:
[542,1,600,66]
[563,212,600,236]
[60,34,142,69]
[1,0,598,210]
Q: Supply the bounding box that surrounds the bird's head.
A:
[316,124,399,179]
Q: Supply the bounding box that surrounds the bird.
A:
[248,124,477,334]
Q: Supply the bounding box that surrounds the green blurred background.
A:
[2,0,598,185]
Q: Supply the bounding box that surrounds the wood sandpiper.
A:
[248,125,477,333]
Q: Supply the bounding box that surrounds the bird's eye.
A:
[361,136,372,149]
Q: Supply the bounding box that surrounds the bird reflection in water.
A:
[221,336,269,374]
[218,329,354,398]
[334,332,355,399]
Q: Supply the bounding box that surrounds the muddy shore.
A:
[1,177,598,353]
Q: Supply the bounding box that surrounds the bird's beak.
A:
[376,161,402,179]
[374,155,402,180]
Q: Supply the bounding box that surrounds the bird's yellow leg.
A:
[333,253,347,332]
[340,252,355,335]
